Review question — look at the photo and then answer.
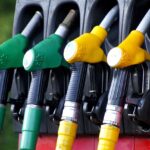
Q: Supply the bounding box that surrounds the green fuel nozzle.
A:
[20,10,77,150]
[23,9,77,71]
[0,11,42,130]
[0,11,42,69]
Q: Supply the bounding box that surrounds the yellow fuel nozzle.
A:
[63,26,107,64]
[107,30,150,68]
[97,124,120,150]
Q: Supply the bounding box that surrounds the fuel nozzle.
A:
[23,9,77,71]
[107,9,150,68]
[20,10,77,150]
[0,11,42,69]
[63,5,118,64]
[0,11,42,130]
[56,5,119,150]
[98,9,150,150]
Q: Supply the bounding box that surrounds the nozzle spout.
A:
[136,9,150,34]
[99,5,119,30]
[21,11,43,37]
[55,9,77,38]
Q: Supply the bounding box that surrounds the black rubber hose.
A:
[26,70,49,105]
[0,70,13,104]
[65,63,87,103]
[107,69,129,106]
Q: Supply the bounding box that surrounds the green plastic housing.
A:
[20,106,43,150]
[0,105,6,130]
[0,34,28,69]
[24,34,69,71]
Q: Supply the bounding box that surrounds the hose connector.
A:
[107,30,150,68]
[20,105,43,150]
[97,124,120,150]
[56,120,78,150]
[0,104,6,129]
[64,26,107,64]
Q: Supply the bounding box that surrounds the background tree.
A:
[0,0,18,149]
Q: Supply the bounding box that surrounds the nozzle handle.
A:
[100,5,119,30]
[137,9,150,34]
[21,11,42,37]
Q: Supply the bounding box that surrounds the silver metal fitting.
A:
[61,101,80,122]
[103,105,123,127]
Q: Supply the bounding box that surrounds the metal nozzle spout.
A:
[62,9,77,28]
[55,9,77,38]
[21,11,43,37]
[136,9,150,34]
[99,5,119,30]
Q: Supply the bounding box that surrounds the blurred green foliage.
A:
[0,0,16,42]
[0,0,18,150]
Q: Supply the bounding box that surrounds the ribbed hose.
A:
[27,71,47,105]
[107,69,129,106]
[0,70,13,129]
[0,71,11,104]
[65,63,87,102]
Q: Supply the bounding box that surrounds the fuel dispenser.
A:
[1,0,150,150]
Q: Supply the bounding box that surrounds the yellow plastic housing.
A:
[107,30,150,68]
[56,121,78,150]
[64,26,107,64]
[97,124,120,150]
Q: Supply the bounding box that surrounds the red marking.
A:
[135,137,150,150]
[18,135,150,150]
